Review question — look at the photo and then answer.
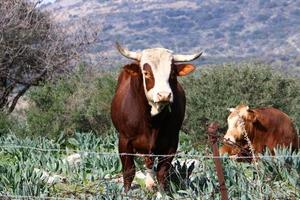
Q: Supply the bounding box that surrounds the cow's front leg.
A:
[156,155,174,190]
[119,138,135,192]
[144,156,155,190]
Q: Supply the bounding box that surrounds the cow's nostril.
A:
[157,92,171,102]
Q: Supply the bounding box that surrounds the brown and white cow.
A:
[111,43,202,192]
[220,104,299,157]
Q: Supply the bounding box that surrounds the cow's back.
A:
[252,107,298,150]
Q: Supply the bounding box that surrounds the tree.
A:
[0,0,80,113]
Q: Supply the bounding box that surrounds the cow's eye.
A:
[144,71,151,79]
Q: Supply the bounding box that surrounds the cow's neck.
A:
[151,106,171,128]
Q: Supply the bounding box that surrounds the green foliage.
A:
[0,112,22,137]
[182,62,300,139]
[0,112,12,136]
[0,130,122,198]
[12,62,300,140]
[0,132,299,199]
[1,61,300,198]
[26,66,116,138]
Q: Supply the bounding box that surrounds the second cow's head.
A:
[116,42,202,116]
[223,104,257,144]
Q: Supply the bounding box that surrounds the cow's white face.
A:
[223,105,250,143]
[224,115,243,143]
[140,48,174,116]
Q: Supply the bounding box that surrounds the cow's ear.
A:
[123,62,140,76]
[246,109,257,123]
[175,64,195,76]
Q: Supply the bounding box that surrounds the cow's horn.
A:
[116,42,141,61]
[173,52,203,62]
[227,108,235,112]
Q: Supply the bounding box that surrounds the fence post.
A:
[207,122,228,200]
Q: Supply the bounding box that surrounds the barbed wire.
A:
[0,195,73,200]
[0,192,146,200]
[0,144,300,159]
[1,144,299,200]
[2,184,297,200]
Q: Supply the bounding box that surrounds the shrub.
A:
[26,66,116,138]
[25,62,300,140]
[181,62,300,141]
[0,112,12,136]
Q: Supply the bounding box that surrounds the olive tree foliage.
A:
[0,0,91,113]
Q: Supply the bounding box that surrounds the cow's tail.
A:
[294,134,300,151]
[295,127,300,150]
[292,125,300,151]
[297,136,300,150]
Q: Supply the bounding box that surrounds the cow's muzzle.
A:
[223,134,236,144]
[156,91,172,103]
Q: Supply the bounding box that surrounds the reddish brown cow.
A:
[111,43,202,192]
[220,104,299,157]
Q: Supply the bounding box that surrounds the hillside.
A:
[43,0,300,69]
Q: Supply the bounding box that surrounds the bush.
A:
[24,62,300,140]
[0,112,12,136]
[181,62,300,141]
[26,66,116,138]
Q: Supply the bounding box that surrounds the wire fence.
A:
[1,121,300,200]
[0,195,74,200]
[1,143,300,200]
[1,144,300,159]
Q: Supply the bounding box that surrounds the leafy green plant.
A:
[0,131,300,199]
